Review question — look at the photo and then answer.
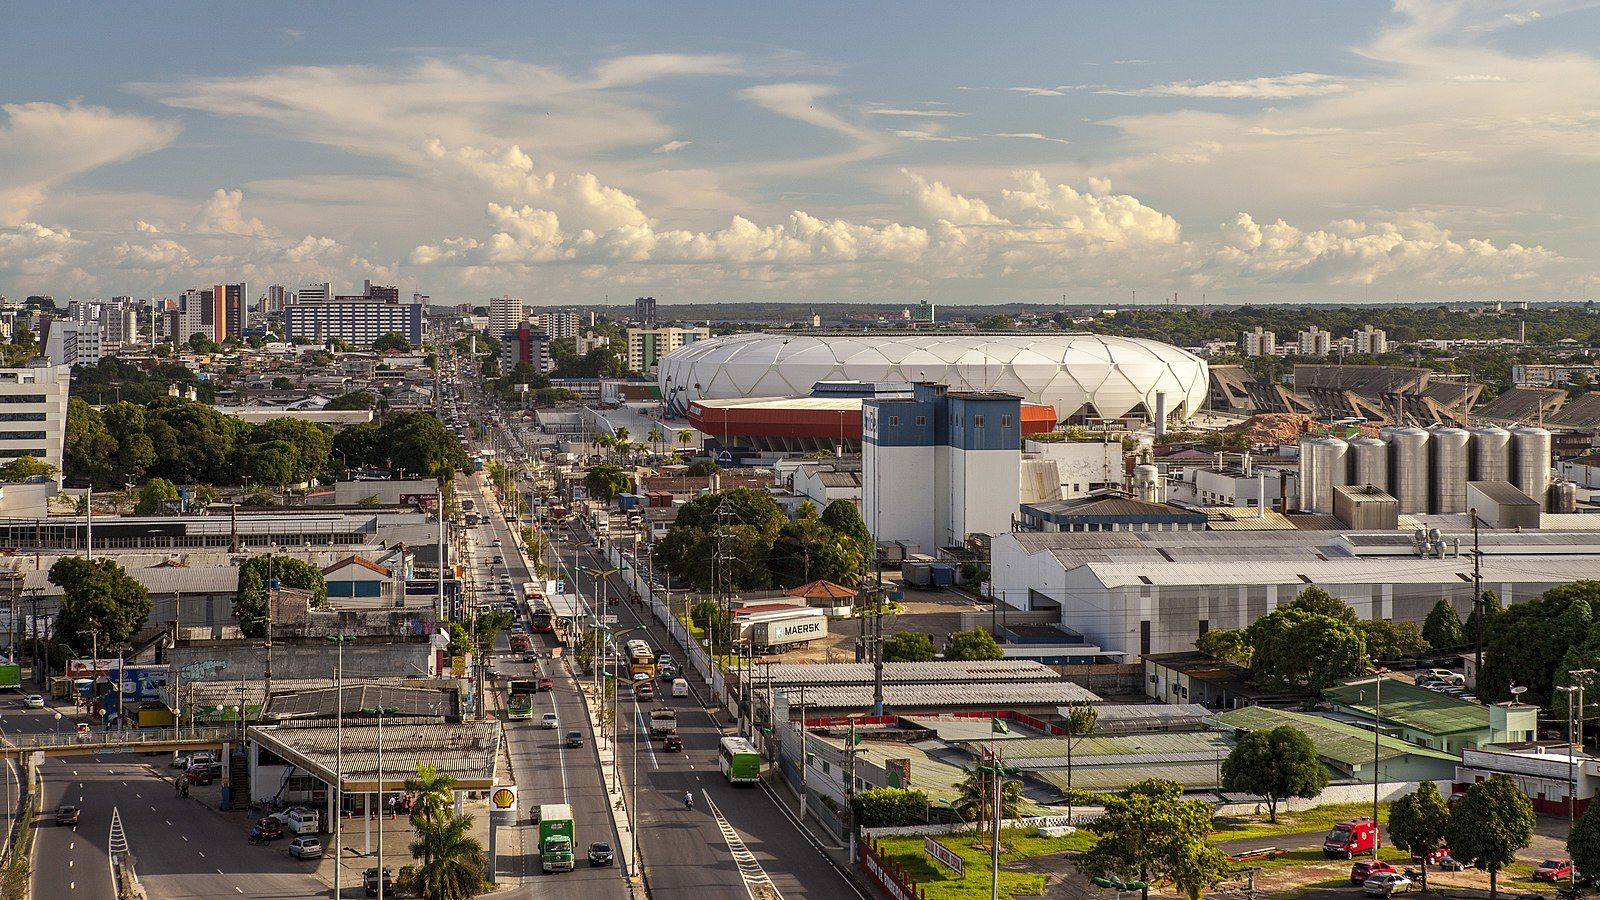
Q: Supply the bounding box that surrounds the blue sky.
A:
[2,1,1597,305]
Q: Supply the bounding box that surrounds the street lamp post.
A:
[325,634,355,900]
[1560,682,1579,874]
[1359,667,1389,857]
[361,705,399,900]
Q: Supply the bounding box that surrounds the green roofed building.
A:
[1217,706,1459,784]
[1325,675,1538,754]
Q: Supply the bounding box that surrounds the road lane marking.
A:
[182,835,188,841]
[704,792,783,900]
[198,850,205,857]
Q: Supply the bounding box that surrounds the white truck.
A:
[648,709,678,737]
[745,611,828,654]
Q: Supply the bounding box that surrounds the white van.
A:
[671,678,689,698]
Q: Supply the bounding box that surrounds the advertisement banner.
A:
[67,659,119,678]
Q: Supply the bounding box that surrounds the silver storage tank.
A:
[1348,436,1389,493]
[1511,425,1553,510]
[1429,426,1471,513]
[1298,435,1349,514]
[1468,425,1512,483]
[1549,479,1578,514]
[1382,425,1432,514]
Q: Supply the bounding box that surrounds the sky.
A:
[2,0,1599,307]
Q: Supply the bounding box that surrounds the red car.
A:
[186,765,215,785]
[249,817,284,843]
[1533,860,1573,882]
[663,735,683,753]
[1350,860,1398,885]
[537,677,554,692]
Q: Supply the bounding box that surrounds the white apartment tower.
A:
[489,295,527,338]
[530,310,580,340]
[1240,327,1277,358]
[1354,325,1388,355]
[1298,326,1332,357]
[298,282,331,304]
[0,365,70,477]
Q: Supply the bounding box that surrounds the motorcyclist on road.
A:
[684,791,694,810]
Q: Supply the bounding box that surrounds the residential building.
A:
[212,282,248,340]
[498,323,550,374]
[1240,326,1277,358]
[634,296,657,324]
[104,302,139,347]
[1326,675,1538,753]
[297,282,331,304]
[172,288,212,345]
[1513,364,1600,387]
[531,310,580,340]
[0,365,70,476]
[863,383,1021,552]
[363,280,399,304]
[488,295,525,338]
[1298,326,1332,357]
[42,319,103,367]
[264,284,289,314]
[283,301,424,347]
[1354,325,1389,355]
[627,325,710,372]
[576,331,611,355]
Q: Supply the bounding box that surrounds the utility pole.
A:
[1472,509,1484,677]
[797,686,809,822]
[872,549,885,717]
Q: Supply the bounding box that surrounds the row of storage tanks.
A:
[1299,425,1564,515]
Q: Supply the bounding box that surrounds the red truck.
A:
[1323,817,1380,859]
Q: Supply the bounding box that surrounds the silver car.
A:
[1363,873,1414,896]
[288,836,323,859]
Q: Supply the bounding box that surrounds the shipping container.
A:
[928,564,957,588]
[747,613,828,654]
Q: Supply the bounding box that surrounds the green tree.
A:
[1422,599,1467,649]
[1062,704,1099,820]
[881,631,936,663]
[135,478,180,514]
[250,418,333,484]
[1077,778,1230,900]
[1445,774,1535,898]
[821,499,872,549]
[770,517,863,588]
[584,463,631,502]
[851,788,930,828]
[1218,726,1328,822]
[64,397,119,488]
[1286,586,1357,623]
[684,459,720,476]
[102,402,156,483]
[233,554,329,637]
[1247,607,1366,691]
[372,332,412,353]
[1479,583,1600,708]
[143,398,250,485]
[1389,782,1451,891]
[952,763,1022,833]
[1568,793,1600,882]
[325,390,377,411]
[405,813,488,900]
[49,558,153,656]
[1465,589,1505,649]
[944,628,1004,661]
[1194,628,1252,665]
[404,763,457,830]
[1360,620,1430,661]
[0,455,56,483]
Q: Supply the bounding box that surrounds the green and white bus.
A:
[507,680,538,720]
[718,736,760,784]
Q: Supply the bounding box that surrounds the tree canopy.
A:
[1479,581,1600,709]
[1219,726,1328,822]
[1445,774,1535,898]
[234,554,329,637]
[583,464,631,502]
[135,477,180,514]
[1390,782,1451,890]
[49,558,152,656]
[0,455,56,483]
[371,332,412,353]
[1569,790,1600,879]
[1422,598,1467,650]
[881,631,936,662]
[943,628,1004,661]
[1247,604,1366,691]
[332,412,469,479]
[1077,778,1230,900]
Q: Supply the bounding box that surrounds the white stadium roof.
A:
[657,332,1208,423]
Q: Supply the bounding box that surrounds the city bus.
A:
[530,608,555,634]
[718,737,760,784]
[626,640,656,679]
[507,680,538,720]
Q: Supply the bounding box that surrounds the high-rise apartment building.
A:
[1298,326,1332,357]
[264,284,289,314]
[499,323,551,375]
[364,280,400,304]
[0,365,70,477]
[1353,325,1388,355]
[284,301,424,347]
[211,282,248,340]
[1240,327,1277,358]
[489,295,526,338]
[634,296,657,325]
[627,325,710,372]
[42,320,103,367]
[530,310,579,341]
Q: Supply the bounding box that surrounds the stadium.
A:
[658,333,1209,434]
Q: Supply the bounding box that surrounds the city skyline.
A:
[2,1,1599,305]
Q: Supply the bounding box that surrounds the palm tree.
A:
[677,429,694,457]
[614,425,631,449]
[406,813,488,900]
[647,426,664,458]
[594,432,615,460]
[404,763,457,829]
[952,763,1023,835]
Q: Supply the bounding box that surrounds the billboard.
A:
[67,659,120,678]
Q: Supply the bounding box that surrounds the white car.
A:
[22,694,44,709]
[541,712,559,729]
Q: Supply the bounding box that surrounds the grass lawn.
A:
[1212,801,1391,844]
[873,827,1093,900]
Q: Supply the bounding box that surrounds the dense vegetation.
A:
[656,491,871,592]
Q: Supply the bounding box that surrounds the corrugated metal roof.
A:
[796,682,1099,710]
[1218,706,1459,766]
[1325,676,1500,737]
[764,660,1058,687]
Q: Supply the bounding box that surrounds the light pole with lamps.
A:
[1559,682,1580,877]
[325,634,355,900]
[1358,667,1389,856]
[361,705,399,900]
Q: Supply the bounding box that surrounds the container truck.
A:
[648,708,678,736]
[746,612,828,654]
[538,803,575,872]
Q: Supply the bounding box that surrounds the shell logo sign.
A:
[492,787,516,810]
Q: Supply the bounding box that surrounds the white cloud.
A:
[991,132,1072,145]
[1107,72,1349,99]
[1007,86,1067,97]
[0,101,179,225]
[652,141,692,154]
[737,82,893,167]
[588,53,743,88]
[868,108,966,118]
[893,123,973,143]
[1449,73,1507,82]
[1505,10,1542,25]
[194,188,273,236]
